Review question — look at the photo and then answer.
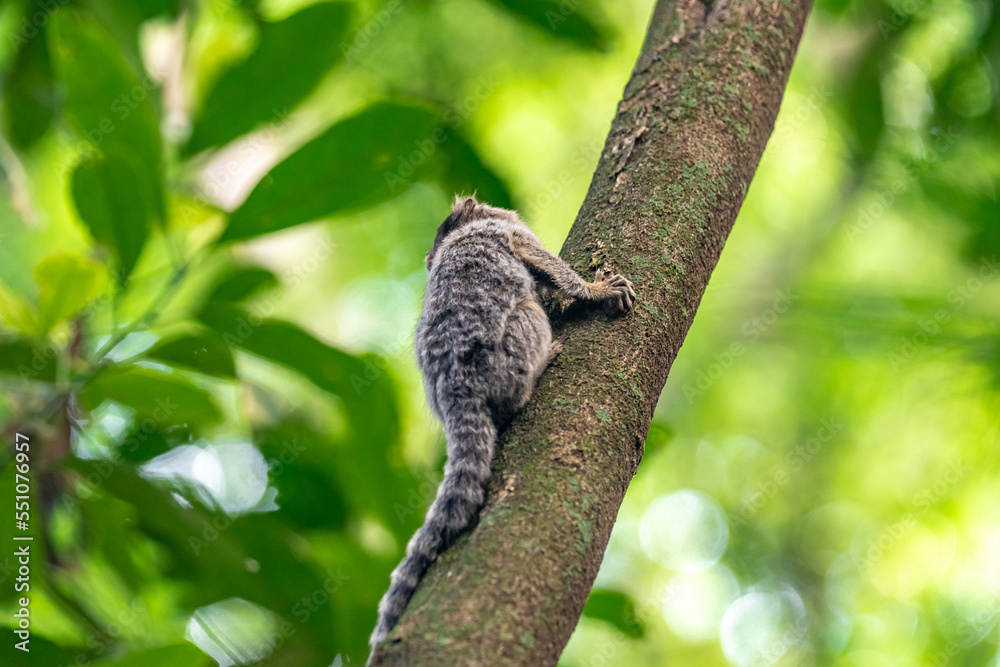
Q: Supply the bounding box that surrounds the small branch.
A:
[38,256,194,423]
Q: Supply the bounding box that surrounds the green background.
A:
[0,0,998,665]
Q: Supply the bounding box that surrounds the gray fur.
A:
[368,197,635,655]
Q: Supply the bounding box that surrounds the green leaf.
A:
[107,0,180,22]
[0,281,39,335]
[222,103,442,242]
[485,0,611,51]
[0,339,57,382]
[71,146,158,283]
[64,459,344,660]
[94,642,212,667]
[2,26,57,151]
[79,494,143,591]
[204,265,279,305]
[922,175,1000,264]
[255,419,349,531]
[73,0,180,69]
[78,365,222,427]
[49,10,164,218]
[196,308,361,397]
[35,253,107,334]
[75,0,182,66]
[146,330,237,378]
[197,305,418,532]
[82,0,181,33]
[64,458,251,598]
[116,424,193,462]
[582,589,645,638]
[186,2,353,154]
[840,44,887,165]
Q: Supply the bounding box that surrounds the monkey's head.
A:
[425,195,519,271]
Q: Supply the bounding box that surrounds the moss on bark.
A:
[369,1,813,664]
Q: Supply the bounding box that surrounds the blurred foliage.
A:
[0,0,997,666]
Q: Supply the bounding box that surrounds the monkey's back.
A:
[416,220,537,405]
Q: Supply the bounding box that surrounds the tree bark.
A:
[369,1,812,664]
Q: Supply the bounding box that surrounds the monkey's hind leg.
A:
[489,299,553,424]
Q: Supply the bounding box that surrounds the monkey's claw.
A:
[594,268,636,314]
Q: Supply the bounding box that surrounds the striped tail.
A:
[368,400,497,655]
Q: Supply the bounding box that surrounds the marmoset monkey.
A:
[369,196,635,652]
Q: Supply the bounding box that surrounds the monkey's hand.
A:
[587,268,636,314]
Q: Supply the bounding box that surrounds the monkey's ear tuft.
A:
[453,195,478,218]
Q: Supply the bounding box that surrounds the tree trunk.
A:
[369,0,813,664]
